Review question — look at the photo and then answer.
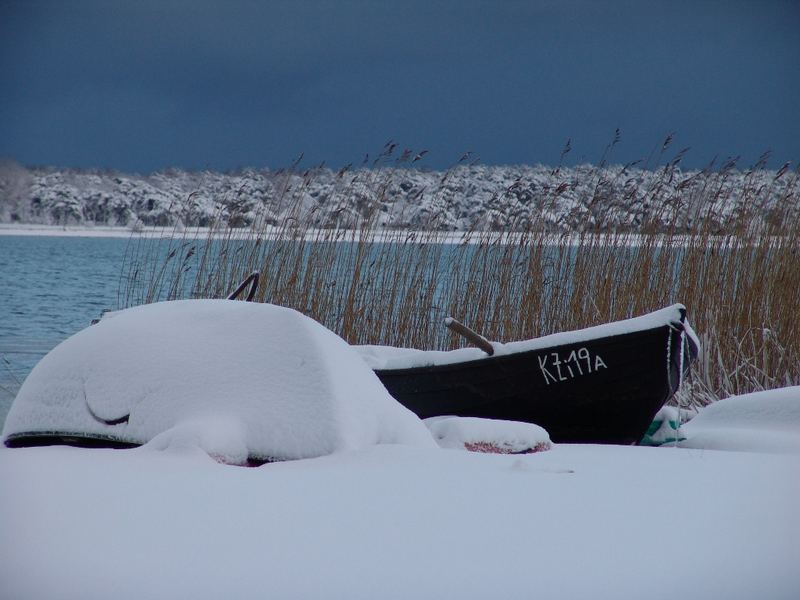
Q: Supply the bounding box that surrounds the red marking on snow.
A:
[463,441,550,454]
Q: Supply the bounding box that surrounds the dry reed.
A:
[120,144,800,408]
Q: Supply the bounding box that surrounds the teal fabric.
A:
[640,417,686,446]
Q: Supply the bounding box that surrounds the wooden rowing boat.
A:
[365,305,698,445]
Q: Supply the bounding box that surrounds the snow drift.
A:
[681,386,800,454]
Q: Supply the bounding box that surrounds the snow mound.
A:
[141,415,250,465]
[425,416,551,453]
[681,386,800,454]
[2,300,435,462]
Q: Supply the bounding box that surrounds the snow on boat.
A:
[2,300,435,464]
[357,304,699,445]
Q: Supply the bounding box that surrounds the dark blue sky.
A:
[1,0,798,172]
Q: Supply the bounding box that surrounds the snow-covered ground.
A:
[1,438,797,600]
[1,301,798,599]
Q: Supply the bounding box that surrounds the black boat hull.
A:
[374,314,693,445]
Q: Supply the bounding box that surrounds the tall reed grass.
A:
[120,142,800,408]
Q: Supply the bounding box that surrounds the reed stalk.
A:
[120,148,800,407]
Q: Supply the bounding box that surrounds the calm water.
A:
[0,236,131,425]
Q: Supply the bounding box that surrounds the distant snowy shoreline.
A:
[1,161,795,234]
[0,223,144,238]
[3,223,788,249]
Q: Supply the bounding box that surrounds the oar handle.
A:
[445,317,494,356]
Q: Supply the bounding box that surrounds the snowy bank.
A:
[681,386,800,454]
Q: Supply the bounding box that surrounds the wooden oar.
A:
[444,317,494,356]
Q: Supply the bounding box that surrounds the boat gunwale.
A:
[3,431,278,465]
[374,318,688,377]
[4,430,140,449]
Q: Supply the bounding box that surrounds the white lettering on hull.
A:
[538,346,608,385]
